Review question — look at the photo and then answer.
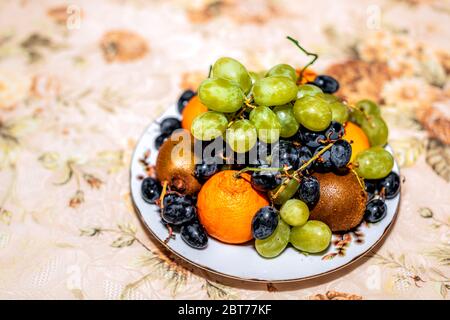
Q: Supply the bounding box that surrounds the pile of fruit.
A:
[140,38,400,258]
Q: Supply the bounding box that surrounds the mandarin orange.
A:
[197,170,269,244]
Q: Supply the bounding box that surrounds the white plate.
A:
[130,104,400,283]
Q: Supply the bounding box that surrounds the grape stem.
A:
[207,65,212,78]
[286,36,318,82]
[228,99,256,127]
[164,223,175,244]
[292,142,335,180]
[158,180,168,209]
[350,167,366,192]
[235,141,336,181]
[244,98,257,109]
[234,166,285,178]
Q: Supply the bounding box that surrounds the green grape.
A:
[293,96,332,131]
[350,99,381,126]
[266,64,297,82]
[212,57,252,94]
[316,92,339,103]
[357,99,380,117]
[191,111,228,141]
[253,76,298,106]
[249,106,281,144]
[361,116,389,147]
[273,104,299,138]
[226,119,257,153]
[328,101,349,124]
[271,178,300,205]
[280,199,309,227]
[198,78,244,113]
[290,220,332,253]
[255,218,290,258]
[297,84,322,99]
[354,146,394,179]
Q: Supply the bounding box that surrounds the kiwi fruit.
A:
[310,170,367,232]
[156,130,201,195]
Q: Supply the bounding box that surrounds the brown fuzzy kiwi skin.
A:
[310,171,367,232]
[156,130,201,195]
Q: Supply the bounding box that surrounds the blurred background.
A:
[0,0,449,299]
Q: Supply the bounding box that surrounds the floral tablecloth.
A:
[0,0,449,300]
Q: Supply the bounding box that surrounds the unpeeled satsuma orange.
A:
[197,170,269,244]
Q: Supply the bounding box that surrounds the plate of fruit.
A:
[130,38,400,282]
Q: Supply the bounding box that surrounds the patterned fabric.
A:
[0,0,449,300]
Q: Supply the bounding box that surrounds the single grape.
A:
[296,126,326,149]
[194,163,220,181]
[177,89,196,113]
[297,84,322,99]
[330,140,352,169]
[361,116,389,147]
[364,199,387,223]
[298,146,313,171]
[255,219,290,258]
[290,220,332,253]
[316,92,339,103]
[271,140,300,169]
[311,75,339,94]
[273,104,299,138]
[280,199,309,227]
[191,111,228,141]
[357,99,380,117]
[378,172,400,199]
[212,57,252,94]
[198,77,244,113]
[226,119,257,153]
[251,165,283,192]
[253,76,298,106]
[154,133,169,150]
[313,146,333,172]
[328,101,349,124]
[297,176,320,207]
[181,220,208,249]
[271,178,300,205]
[266,64,297,82]
[160,117,181,135]
[350,99,381,126]
[364,179,378,198]
[249,106,281,144]
[354,147,394,179]
[325,121,345,141]
[293,96,332,132]
[141,177,162,204]
[252,206,279,240]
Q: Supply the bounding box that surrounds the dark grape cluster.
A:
[140,175,208,249]
[363,172,400,224]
